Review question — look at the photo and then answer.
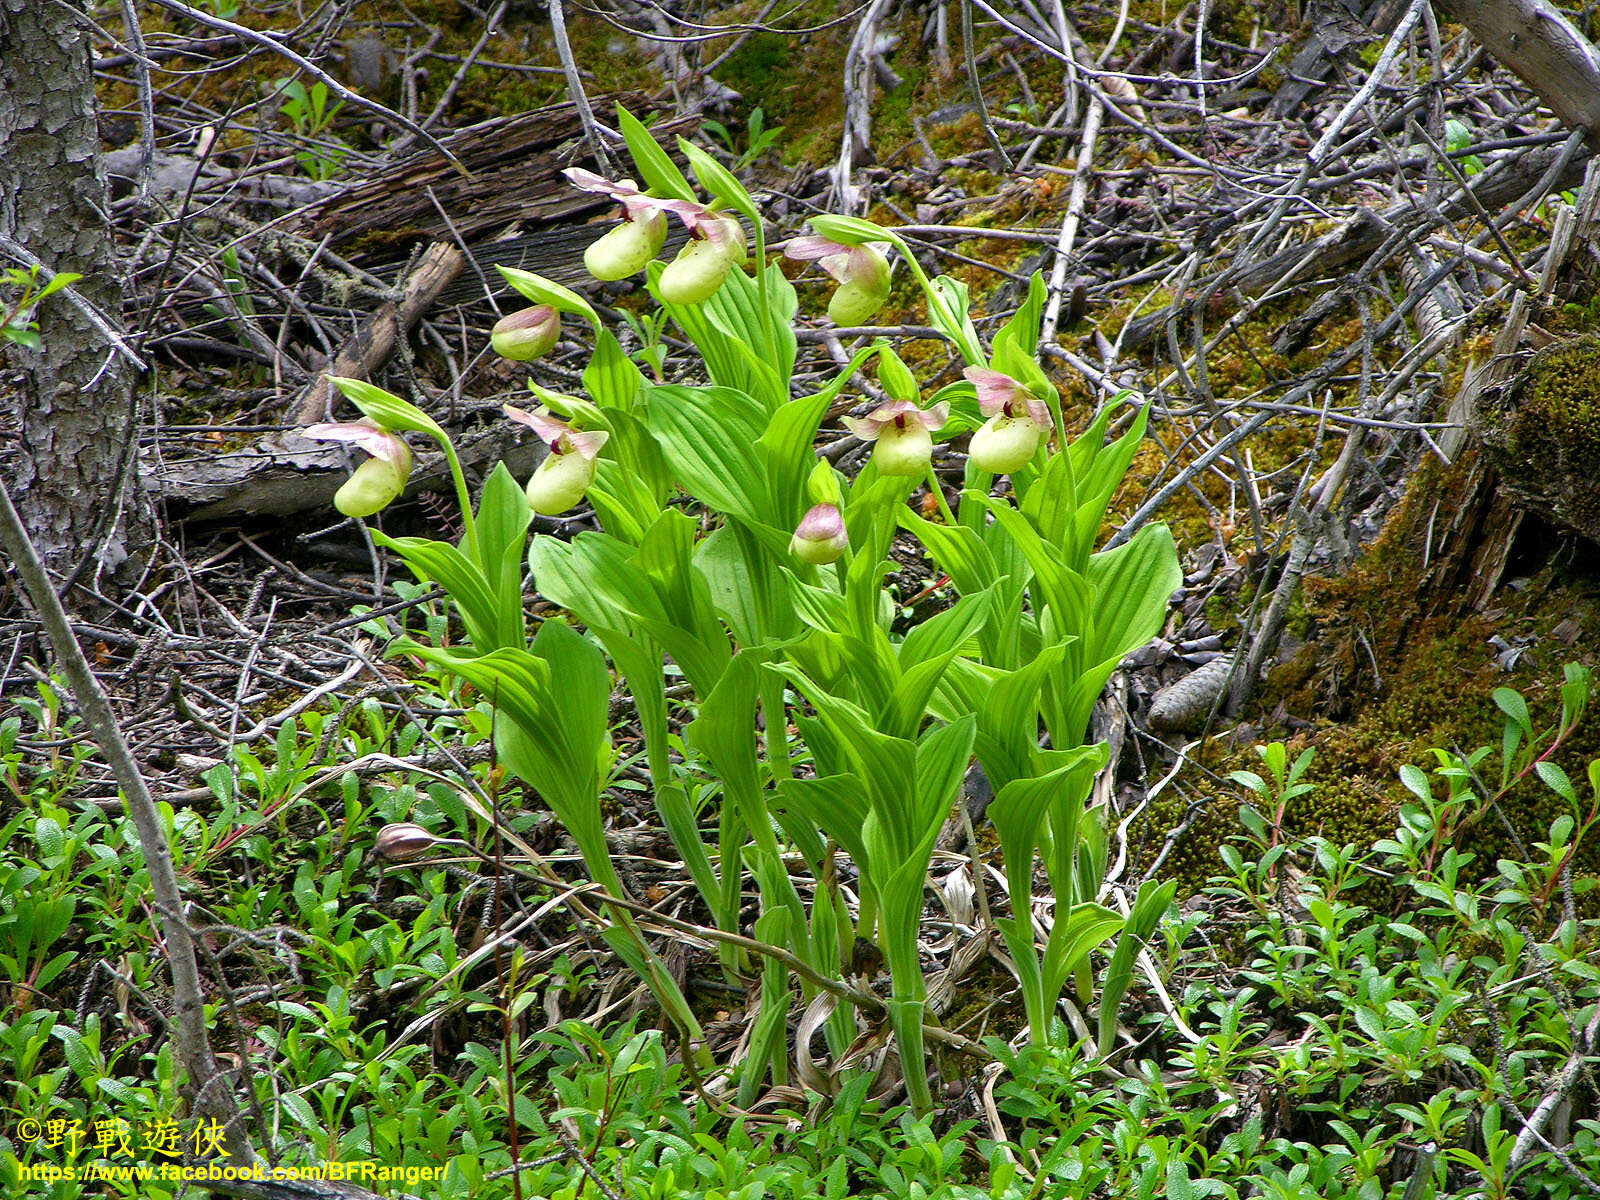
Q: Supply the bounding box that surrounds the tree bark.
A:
[0,0,148,575]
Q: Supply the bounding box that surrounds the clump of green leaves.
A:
[0,265,82,352]
[312,107,1183,1115]
[273,78,347,180]
[702,105,786,171]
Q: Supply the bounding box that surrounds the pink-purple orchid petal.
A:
[305,421,407,462]
[965,367,1052,427]
[786,239,884,286]
[842,397,949,441]
[563,167,728,236]
[563,168,659,223]
[503,404,571,446]
[843,246,884,286]
[564,428,611,460]
[504,404,610,460]
[785,235,846,262]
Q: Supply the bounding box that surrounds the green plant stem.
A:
[887,998,935,1116]
[924,464,958,528]
[574,881,988,1057]
[754,225,775,377]
[611,904,711,1053]
[959,462,992,530]
[882,230,983,363]
[436,437,480,564]
[581,849,713,1070]
[1044,386,1068,456]
[884,230,935,299]
[851,499,896,640]
[761,674,793,788]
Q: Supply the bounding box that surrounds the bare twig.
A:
[546,0,615,176]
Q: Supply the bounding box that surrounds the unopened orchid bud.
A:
[969,414,1043,474]
[374,822,438,862]
[491,306,560,361]
[525,449,599,515]
[789,503,848,565]
[584,210,668,281]
[658,238,734,306]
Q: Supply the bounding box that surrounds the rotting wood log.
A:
[156,95,699,523]
[390,217,691,308]
[1477,330,1600,548]
[1383,163,1600,621]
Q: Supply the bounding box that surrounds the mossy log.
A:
[1477,333,1600,546]
[1393,157,1600,618]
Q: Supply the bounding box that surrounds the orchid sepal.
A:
[305,421,413,518]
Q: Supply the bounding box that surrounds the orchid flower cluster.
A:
[308,108,1181,1115]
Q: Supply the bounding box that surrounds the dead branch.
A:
[285,241,466,426]
[282,98,696,264]
[1436,0,1600,144]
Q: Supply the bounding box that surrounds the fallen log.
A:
[158,95,697,523]
[282,95,698,267]
[149,419,544,524]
